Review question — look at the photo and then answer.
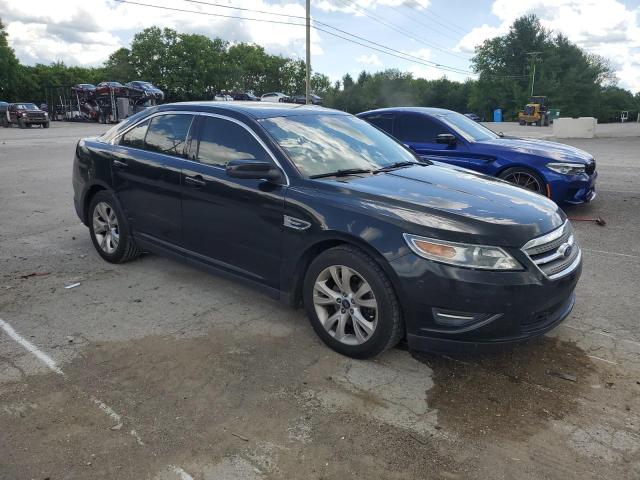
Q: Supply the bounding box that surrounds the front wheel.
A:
[303,245,404,358]
[88,191,141,263]
[498,167,546,195]
[42,121,50,128]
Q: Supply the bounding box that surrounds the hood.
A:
[325,164,565,247]
[477,137,593,164]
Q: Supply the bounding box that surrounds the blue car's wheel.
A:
[499,167,546,195]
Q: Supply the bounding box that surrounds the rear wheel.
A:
[303,245,403,358]
[88,191,141,263]
[499,167,546,195]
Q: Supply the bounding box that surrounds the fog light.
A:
[432,308,494,327]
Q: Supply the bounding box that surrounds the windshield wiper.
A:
[374,161,419,173]
[309,168,373,179]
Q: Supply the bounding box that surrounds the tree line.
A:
[1,15,639,122]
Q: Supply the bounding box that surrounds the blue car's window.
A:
[196,116,268,167]
[144,114,194,157]
[365,114,394,135]
[441,112,499,142]
[260,114,418,178]
[395,113,447,143]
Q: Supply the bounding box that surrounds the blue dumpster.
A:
[493,108,502,122]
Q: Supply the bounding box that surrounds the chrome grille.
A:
[522,221,581,280]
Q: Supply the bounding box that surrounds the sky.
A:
[1,0,640,93]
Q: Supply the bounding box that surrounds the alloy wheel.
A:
[92,202,120,254]
[502,171,542,193]
[312,265,378,346]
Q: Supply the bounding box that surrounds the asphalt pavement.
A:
[0,121,639,479]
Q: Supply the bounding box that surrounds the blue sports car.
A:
[357,107,597,205]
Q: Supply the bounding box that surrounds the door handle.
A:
[184,175,206,187]
[113,159,128,169]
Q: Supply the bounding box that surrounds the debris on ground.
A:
[231,432,249,442]
[18,272,50,279]
[547,370,578,382]
[64,282,81,289]
[568,215,606,226]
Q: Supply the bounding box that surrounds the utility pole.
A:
[305,0,311,105]
[525,51,542,97]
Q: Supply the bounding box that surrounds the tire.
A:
[88,191,141,263]
[303,245,404,359]
[498,167,546,195]
[519,120,526,126]
[18,119,25,129]
[43,121,50,128]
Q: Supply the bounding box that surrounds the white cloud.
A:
[0,0,321,66]
[455,0,640,92]
[356,53,383,66]
[317,0,429,15]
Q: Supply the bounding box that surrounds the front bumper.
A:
[390,250,581,353]
[549,170,597,205]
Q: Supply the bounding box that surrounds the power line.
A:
[312,21,474,75]
[181,0,307,21]
[113,0,528,80]
[385,3,471,45]
[116,0,473,76]
[112,0,306,27]
[400,2,469,36]
[334,0,471,61]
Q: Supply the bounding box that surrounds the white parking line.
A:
[0,317,149,447]
[0,318,65,376]
[171,466,195,480]
[583,248,640,260]
[91,397,122,423]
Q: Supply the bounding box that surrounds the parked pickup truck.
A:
[6,103,50,128]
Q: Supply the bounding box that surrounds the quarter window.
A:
[395,113,448,143]
[144,114,194,157]
[196,116,269,167]
[120,119,149,149]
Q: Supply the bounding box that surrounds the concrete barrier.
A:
[553,117,597,138]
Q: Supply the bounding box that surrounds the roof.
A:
[158,101,343,119]
[358,106,456,117]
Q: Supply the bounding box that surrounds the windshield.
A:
[16,103,38,110]
[440,112,499,142]
[259,114,419,178]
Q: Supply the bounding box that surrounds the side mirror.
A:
[436,133,457,146]
[498,132,504,138]
[226,159,282,181]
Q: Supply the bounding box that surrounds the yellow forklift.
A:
[518,96,550,126]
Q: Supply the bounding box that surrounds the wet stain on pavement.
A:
[415,338,596,439]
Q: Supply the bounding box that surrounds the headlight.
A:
[44,112,48,117]
[547,162,585,175]
[403,234,522,270]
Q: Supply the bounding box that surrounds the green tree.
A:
[0,19,21,101]
[103,48,135,83]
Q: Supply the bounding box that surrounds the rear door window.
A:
[395,113,447,143]
[144,114,194,157]
[196,116,269,167]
